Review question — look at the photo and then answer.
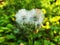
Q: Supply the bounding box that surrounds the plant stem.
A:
[28,38,34,45]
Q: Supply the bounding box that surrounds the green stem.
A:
[28,38,33,45]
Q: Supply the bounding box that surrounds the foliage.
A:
[0,0,60,45]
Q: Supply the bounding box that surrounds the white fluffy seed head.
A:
[15,9,44,27]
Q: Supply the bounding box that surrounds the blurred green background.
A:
[0,0,60,45]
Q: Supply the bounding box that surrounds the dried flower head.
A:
[15,9,44,28]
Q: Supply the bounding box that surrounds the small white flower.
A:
[15,9,28,24]
[15,9,44,28]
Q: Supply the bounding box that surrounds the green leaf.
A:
[0,37,5,43]
[13,29,19,34]
[0,30,4,32]
[0,34,2,36]
[7,24,13,28]
[6,34,16,39]
[34,41,40,45]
